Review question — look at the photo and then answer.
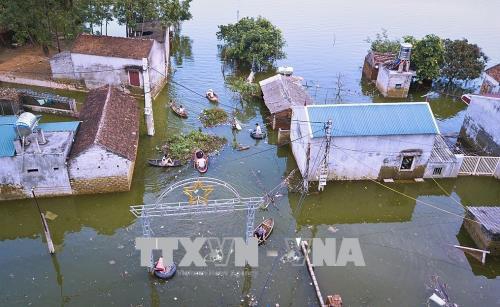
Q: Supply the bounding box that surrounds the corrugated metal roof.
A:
[467,207,500,234]
[306,102,439,138]
[0,125,16,157]
[39,121,80,132]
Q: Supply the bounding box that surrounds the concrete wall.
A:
[290,107,312,179]
[424,154,463,179]
[148,40,167,97]
[71,53,143,89]
[459,96,500,156]
[376,67,413,98]
[0,132,74,200]
[50,51,76,79]
[480,74,500,94]
[306,134,435,181]
[68,145,134,194]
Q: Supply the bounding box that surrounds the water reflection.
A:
[170,33,193,67]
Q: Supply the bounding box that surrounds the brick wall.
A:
[70,175,131,195]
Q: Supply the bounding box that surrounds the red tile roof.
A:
[71,34,154,59]
[71,85,139,161]
[485,64,500,82]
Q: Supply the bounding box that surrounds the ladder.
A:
[318,120,332,192]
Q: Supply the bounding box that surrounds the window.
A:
[400,156,415,171]
[27,169,39,173]
[433,167,443,175]
[53,167,59,171]
[395,83,402,89]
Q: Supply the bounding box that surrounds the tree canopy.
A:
[216,17,286,71]
[441,38,488,82]
[403,34,444,82]
[365,29,400,54]
[0,0,192,49]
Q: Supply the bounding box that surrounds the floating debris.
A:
[44,211,58,221]
[109,260,116,265]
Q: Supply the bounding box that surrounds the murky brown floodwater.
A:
[1,0,500,306]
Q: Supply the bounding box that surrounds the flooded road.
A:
[1,0,500,306]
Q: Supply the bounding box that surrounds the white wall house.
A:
[68,85,139,195]
[291,102,441,182]
[459,95,500,156]
[480,64,500,95]
[50,32,169,98]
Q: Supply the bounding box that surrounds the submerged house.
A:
[50,33,169,98]
[376,43,415,98]
[464,207,500,256]
[362,51,395,81]
[290,102,441,184]
[68,85,139,195]
[459,94,500,156]
[0,114,80,200]
[480,64,500,95]
[260,74,313,143]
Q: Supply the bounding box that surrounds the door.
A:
[129,70,140,87]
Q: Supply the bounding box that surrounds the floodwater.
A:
[1,0,500,306]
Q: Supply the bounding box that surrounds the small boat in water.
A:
[153,257,177,280]
[237,144,250,151]
[147,158,182,167]
[250,130,267,139]
[170,100,187,118]
[253,218,274,245]
[193,149,208,173]
[206,89,219,103]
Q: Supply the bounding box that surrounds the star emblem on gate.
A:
[183,180,214,204]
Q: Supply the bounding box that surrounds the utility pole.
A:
[31,189,55,254]
[318,119,332,192]
[142,58,155,136]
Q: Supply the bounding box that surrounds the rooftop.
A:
[485,64,500,82]
[305,102,440,138]
[71,85,139,161]
[71,34,154,60]
[0,115,80,157]
[368,51,395,65]
[467,207,500,234]
[259,74,313,114]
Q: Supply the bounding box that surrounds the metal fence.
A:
[458,156,500,176]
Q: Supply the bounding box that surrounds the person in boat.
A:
[254,225,266,241]
[195,151,206,169]
[254,123,262,136]
[161,154,174,167]
[207,89,215,98]
[155,257,166,272]
[178,104,185,114]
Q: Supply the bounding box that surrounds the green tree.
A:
[441,39,488,82]
[216,17,286,71]
[366,29,400,54]
[404,34,444,82]
[157,0,192,27]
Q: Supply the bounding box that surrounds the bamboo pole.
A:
[31,189,55,254]
[300,241,326,307]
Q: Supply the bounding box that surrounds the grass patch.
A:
[162,130,227,161]
[200,108,228,127]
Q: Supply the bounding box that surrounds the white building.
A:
[480,64,500,95]
[291,102,441,183]
[50,33,169,98]
[68,85,139,195]
[459,94,500,156]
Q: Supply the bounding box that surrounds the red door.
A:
[129,70,140,86]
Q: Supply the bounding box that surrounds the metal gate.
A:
[458,156,500,176]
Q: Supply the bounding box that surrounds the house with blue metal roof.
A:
[290,102,444,184]
[0,113,80,200]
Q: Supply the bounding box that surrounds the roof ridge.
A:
[79,33,155,42]
[94,85,111,145]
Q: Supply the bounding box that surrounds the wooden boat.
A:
[250,130,267,139]
[193,149,208,173]
[253,218,274,245]
[237,144,250,151]
[170,101,187,118]
[206,90,219,103]
[153,262,177,280]
[147,158,182,167]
